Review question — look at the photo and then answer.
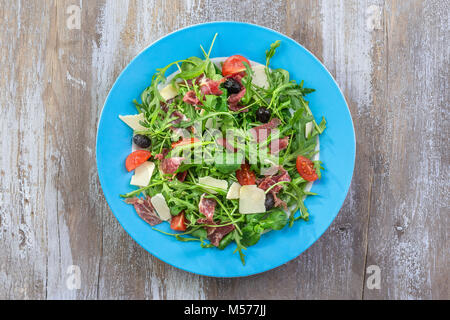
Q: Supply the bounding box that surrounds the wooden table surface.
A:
[0,0,448,300]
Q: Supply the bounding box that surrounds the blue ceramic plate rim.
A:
[96,21,356,278]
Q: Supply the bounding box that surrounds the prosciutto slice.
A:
[160,98,176,113]
[125,197,162,226]
[270,136,290,154]
[170,110,188,125]
[207,224,235,247]
[257,166,291,208]
[185,75,204,87]
[196,219,236,247]
[176,171,188,182]
[154,148,169,161]
[272,192,288,210]
[199,194,217,221]
[183,91,202,106]
[250,118,282,143]
[160,157,185,175]
[228,103,249,113]
[169,110,191,138]
[200,79,224,96]
[227,73,247,112]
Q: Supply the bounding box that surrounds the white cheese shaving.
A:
[251,64,269,89]
[226,182,241,200]
[130,162,155,187]
[198,176,228,194]
[159,83,179,101]
[239,185,266,214]
[150,193,172,221]
[119,113,147,132]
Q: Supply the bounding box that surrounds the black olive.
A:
[265,192,275,211]
[133,134,151,148]
[256,107,271,123]
[223,78,241,94]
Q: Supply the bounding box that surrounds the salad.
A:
[119,34,326,265]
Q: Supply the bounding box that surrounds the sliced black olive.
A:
[223,78,241,94]
[265,192,275,211]
[256,107,271,123]
[133,134,151,148]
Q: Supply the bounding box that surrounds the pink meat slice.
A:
[196,218,236,247]
[176,171,188,182]
[207,224,235,247]
[227,73,248,112]
[169,110,191,137]
[170,110,188,125]
[198,194,217,222]
[250,118,282,143]
[154,148,169,161]
[160,157,185,175]
[125,197,162,226]
[269,136,290,154]
[258,166,291,192]
[200,79,224,96]
[183,91,202,106]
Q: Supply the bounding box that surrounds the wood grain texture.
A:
[0,0,447,300]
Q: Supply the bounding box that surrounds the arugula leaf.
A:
[233,230,247,265]
[176,57,206,80]
[240,225,261,247]
[218,232,234,250]
[265,40,281,67]
[205,60,218,79]
[259,209,288,231]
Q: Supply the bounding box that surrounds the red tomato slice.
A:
[125,150,152,172]
[171,137,200,149]
[236,163,256,185]
[222,55,251,76]
[296,156,319,182]
[170,211,187,231]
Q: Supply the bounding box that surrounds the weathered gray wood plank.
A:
[362,0,449,299]
[0,0,52,300]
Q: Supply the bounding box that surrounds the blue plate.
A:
[96,22,355,277]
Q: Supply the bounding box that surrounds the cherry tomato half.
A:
[222,55,251,77]
[125,150,152,172]
[170,211,187,231]
[236,163,256,185]
[296,156,319,182]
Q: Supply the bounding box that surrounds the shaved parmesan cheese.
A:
[198,176,228,194]
[261,164,280,176]
[251,64,269,89]
[119,114,147,132]
[305,121,313,139]
[226,182,241,200]
[159,83,179,101]
[239,185,266,214]
[150,193,172,221]
[130,162,155,187]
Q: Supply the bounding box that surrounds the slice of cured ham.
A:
[125,197,162,226]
